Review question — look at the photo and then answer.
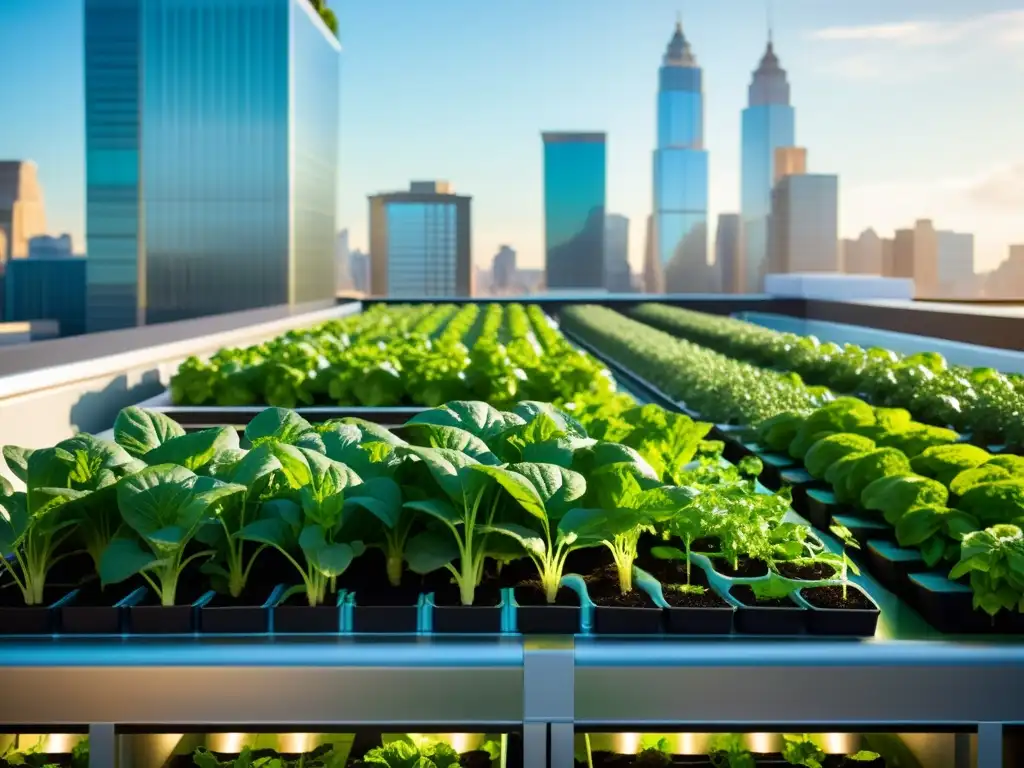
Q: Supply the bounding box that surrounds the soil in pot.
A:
[711,556,769,579]
[775,560,837,581]
[488,557,539,589]
[661,583,728,608]
[801,584,874,610]
[730,584,793,608]
[433,581,503,607]
[564,546,612,576]
[634,549,705,586]
[514,581,580,607]
[690,537,720,554]
[585,566,657,608]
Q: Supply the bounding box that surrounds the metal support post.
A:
[88,724,116,768]
[975,723,1003,768]
[523,637,575,768]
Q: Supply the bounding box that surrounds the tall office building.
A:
[0,161,47,264]
[986,245,1024,298]
[350,250,370,294]
[653,21,709,293]
[642,214,661,293]
[542,133,606,290]
[4,257,87,337]
[936,230,975,294]
[492,245,517,293]
[368,181,472,297]
[336,229,352,292]
[769,174,839,274]
[84,0,341,331]
[842,228,884,275]
[716,213,742,293]
[740,38,796,292]
[891,220,938,297]
[604,214,632,292]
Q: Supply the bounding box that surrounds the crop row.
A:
[559,305,1024,628]
[0,394,878,636]
[630,303,1024,446]
[169,303,614,410]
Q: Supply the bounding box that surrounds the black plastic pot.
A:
[0,589,77,635]
[199,586,281,634]
[61,586,146,635]
[758,451,798,489]
[129,590,215,634]
[665,603,735,634]
[351,594,420,633]
[272,591,343,634]
[865,540,925,597]
[906,572,1024,634]
[796,585,880,637]
[517,604,581,634]
[730,586,806,635]
[592,605,664,634]
[805,488,846,531]
[432,603,503,633]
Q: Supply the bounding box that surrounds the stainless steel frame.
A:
[1,635,1020,768]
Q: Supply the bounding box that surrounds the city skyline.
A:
[2,0,1024,277]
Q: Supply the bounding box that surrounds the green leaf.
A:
[513,401,586,437]
[396,445,480,502]
[298,525,355,577]
[480,522,546,558]
[144,427,240,471]
[0,491,29,555]
[406,400,524,440]
[507,462,586,517]
[99,536,159,586]
[268,443,313,489]
[401,423,500,465]
[345,476,403,528]
[556,507,645,545]
[113,407,186,458]
[244,408,325,452]
[650,545,687,561]
[894,505,948,547]
[237,516,293,549]
[2,445,34,483]
[406,528,460,574]
[337,417,408,446]
[404,498,461,528]
[467,464,546,520]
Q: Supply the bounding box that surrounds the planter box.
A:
[865,540,925,597]
[199,585,283,634]
[730,585,806,635]
[129,590,215,634]
[831,513,893,547]
[794,584,880,637]
[61,586,147,635]
[907,573,1024,634]
[350,591,421,634]
[592,604,663,635]
[429,597,504,634]
[272,591,344,634]
[0,589,78,635]
[759,451,799,489]
[805,488,847,531]
[664,597,735,635]
[513,585,581,635]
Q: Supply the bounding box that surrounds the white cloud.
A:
[811,10,1024,48]
[964,164,1024,211]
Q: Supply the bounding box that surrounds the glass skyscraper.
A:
[542,132,606,291]
[84,0,341,331]
[652,22,708,294]
[368,182,472,298]
[740,39,796,293]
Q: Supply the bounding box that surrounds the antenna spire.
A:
[767,0,774,44]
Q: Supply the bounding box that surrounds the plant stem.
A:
[385,553,403,588]
[684,535,692,585]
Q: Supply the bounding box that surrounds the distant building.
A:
[336,230,352,291]
[881,237,895,276]
[542,132,606,290]
[0,321,60,347]
[654,21,709,293]
[604,214,632,292]
[368,181,472,297]
[891,220,938,297]
[716,213,742,293]
[740,39,796,293]
[774,147,807,184]
[84,0,341,330]
[769,174,839,274]
[843,228,883,274]
[4,256,87,337]
[492,245,517,292]
[984,245,1024,299]
[0,161,47,263]
[28,234,73,260]
[642,214,662,293]
[350,250,370,294]
[936,230,975,295]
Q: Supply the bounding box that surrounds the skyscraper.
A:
[492,245,517,293]
[769,174,839,274]
[716,214,742,293]
[653,21,708,293]
[604,214,632,292]
[542,132,606,290]
[336,229,352,292]
[0,161,47,264]
[740,37,796,292]
[368,181,472,298]
[936,230,975,295]
[84,0,341,331]
[891,220,938,297]
[842,228,883,275]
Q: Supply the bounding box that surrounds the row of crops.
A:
[560,304,1024,631]
[1,301,1020,635]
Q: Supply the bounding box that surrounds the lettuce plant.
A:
[949,524,1024,616]
[827,523,862,601]
[100,465,245,606]
[238,448,375,606]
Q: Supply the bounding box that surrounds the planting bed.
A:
[560,304,1024,635]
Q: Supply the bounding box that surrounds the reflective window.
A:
[543,136,606,290]
[385,202,459,298]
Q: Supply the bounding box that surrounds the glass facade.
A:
[652,25,708,293]
[740,43,796,292]
[5,259,88,337]
[385,202,458,298]
[84,0,143,331]
[291,0,341,305]
[85,0,340,330]
[542,134,606,290]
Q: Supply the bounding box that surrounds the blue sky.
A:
[1,0,1023,272]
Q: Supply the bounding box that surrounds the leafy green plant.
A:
[781,734,826,768]
[100,465,245,606]
[360,739,462,768]
[707,734,755,768]
[828,523,862,601]
[949,524,1024,616]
